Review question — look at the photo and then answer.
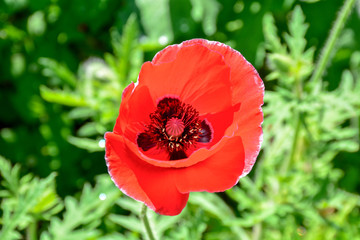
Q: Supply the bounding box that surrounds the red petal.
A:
[114,85,156,142]
[152,40,263,174]
[139,44,232,114]
[152,44,180,64]
[152,39,203,64]
[105,132,189,216]
[124,134,222,169]
[113,82,135,135]
[200,103,240,146]
[175,136,245,193]
[198,39,264,177]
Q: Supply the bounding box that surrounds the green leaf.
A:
[0,156,20,195]
[135,0,173,43]
[108,214,142,233]
[27,11,46,36]
[40,85,88,107]
[67,107,95,119]
[263,13,285,53]
[77,122,106,137]
[189,192,235,223]
[0,172,56,240]
[268,53,294,72]
[10,53,26,77]
[190,0,220,36]
[116,197,142,213]
[38,58,77,87]
[339,69,354,93]
[67,136,104,152]
[188,191,250,240]
[284,5,308,58]
[156,214,183,238]
[109,13,143,90]
[1,24,27,41]
[31,187,63,219]
[42,175,120,240]
[264,6,314,84]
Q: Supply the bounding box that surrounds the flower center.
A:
[137,97,212,160]
[166,118,185,137]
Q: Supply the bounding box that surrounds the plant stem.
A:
[281,66,304,174]
[310,0,357,92]
[281,111,301,175]
[141,204,157,240]
[252,223,262,240]
[26,221,37,240]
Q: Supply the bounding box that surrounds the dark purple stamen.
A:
[137,97,212,160]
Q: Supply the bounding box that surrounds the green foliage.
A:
[0,156,62,240]
[263,6,314,84]
[1,0,360,240]
[257,3,360,239]
[41,175,120,240]
[0,157,122,240]
[36,13,150,152]
[189,0,220,36]
[135,0,173,43]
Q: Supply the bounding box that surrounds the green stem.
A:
[26,220,37,240]
[141,204,157,240]
[310,0,357,92]
[281,68,303,174]
[281,111,301,174]
[252,223,262,240]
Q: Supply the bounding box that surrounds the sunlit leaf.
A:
[40,85,87,107]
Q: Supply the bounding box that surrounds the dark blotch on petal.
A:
[137,133,156,151]
[198,120,212,143]
[170,150,188,160]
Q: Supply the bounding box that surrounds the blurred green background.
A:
[0,0,360,239]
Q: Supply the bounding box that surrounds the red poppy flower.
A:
[105,39,264,216]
